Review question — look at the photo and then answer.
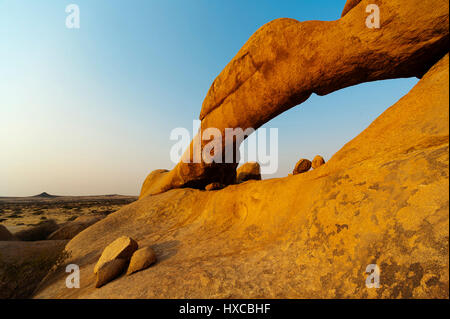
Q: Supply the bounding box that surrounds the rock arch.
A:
[140,0,449,197]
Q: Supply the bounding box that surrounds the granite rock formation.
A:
[34,53,449,298]
[140,0,449,196]
[94,236,138,274]
[293,159,312,175]
[311,156,326,169]
[126,247,157,275]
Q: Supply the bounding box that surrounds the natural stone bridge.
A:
[140,0,449,197]
[34,0,449,299]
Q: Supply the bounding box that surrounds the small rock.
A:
[293,159,312,175]
[236,162,261,183]
[205,182,225,191]
[95,258,127,288]
[94,236,138,274]
[126,246,157,275]
[312,155,325,169]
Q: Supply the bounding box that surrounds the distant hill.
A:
[32,192,57,198]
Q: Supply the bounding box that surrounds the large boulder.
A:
[34,54,450,298]
[0,225,16,241]
[94,236,138,274]
[236,162,261,183]
[140,0,449,196]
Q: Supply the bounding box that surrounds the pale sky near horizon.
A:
[0,0,419,196]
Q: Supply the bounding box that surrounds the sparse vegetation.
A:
[0,195,137,240]
[0,195,137,299]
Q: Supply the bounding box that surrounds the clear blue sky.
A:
[0,0,418,196]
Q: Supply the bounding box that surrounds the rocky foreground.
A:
[0,195,136,298]
[16,0,450,298]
